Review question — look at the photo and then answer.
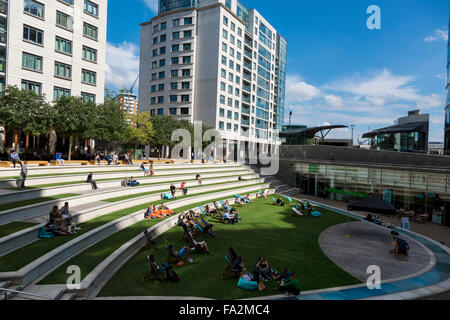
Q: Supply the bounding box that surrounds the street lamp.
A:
[350,124,355,147]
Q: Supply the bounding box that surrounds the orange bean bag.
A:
[147,209,173,219]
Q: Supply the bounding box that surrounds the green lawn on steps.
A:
[98,197,360,300]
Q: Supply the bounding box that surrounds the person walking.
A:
[95,154,101,165]
[20,162,28,188]
[105,154,112,165]
[86,172,98,190]
[10,150,22,168]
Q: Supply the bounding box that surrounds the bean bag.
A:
[237,278,258,290]
[161,193,174,200]
[311,211,322,217]
[38,227,55,239]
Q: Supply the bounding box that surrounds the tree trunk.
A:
[68,135,73,161]
[25,134,30,153]
[14,131,18,150]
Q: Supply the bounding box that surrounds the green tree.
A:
[148,115,180,158]
[126,111,154,158]
[0,85,54,150]
[53,96,95,160]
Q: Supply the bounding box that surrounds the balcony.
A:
[242,106,250,116]
[243,73,251,82]
[241,118,250,126]
[244,38,252,48]
[242,84,251,93]
[242,95,250,104]
[244,49,252,59]
[243,61,252,71]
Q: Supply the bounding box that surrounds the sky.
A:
[105,0,449,143]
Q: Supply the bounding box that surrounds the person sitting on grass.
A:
[305,202,313,216]
[144,204,156,219]
[196,173,202,185]
[235,196,243,205]
[276,197,285,206]
[49,205,62,225]
[254,256,272,281]
[237,268,262,291]
[146,254,170,281]
[190,238,210,254]
[59,202,72,226]
[141,163,150,176]
[275,273,301,296]
[127,176,139,187]
[180,181,188,196]
[86,172,98,190]
[233,256,245,274]
[223,210,237,224]
[276,266,292,283]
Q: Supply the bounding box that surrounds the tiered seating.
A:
[0,161,272,300]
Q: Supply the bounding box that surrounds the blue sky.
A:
[105,0,449,142]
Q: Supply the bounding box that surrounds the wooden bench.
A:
[0,161,12,167]
[149,159,175,164]
[89,160,110,165]
[50,160,90,166]
[25,161,49,166]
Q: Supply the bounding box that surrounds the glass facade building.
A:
[292,161,449,217]
[445,7,450,155]
[158,0,199,15]
[276,35,286,131]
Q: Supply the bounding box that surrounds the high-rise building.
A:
[117,93,138,122]
[445,7,450,155]
[138,0,287,159]
[0,0,107,104]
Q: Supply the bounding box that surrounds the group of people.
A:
[122,176,139,187]
[144,203,173,219]
[234,194,252,206]
[44,202,78,236]
[178,209,215,239]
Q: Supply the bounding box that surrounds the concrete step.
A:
[0,280,11,288]
[60,293,76,300]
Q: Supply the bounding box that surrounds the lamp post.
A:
[350,124,355,147]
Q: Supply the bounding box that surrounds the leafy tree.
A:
[126,111,154,157]
[0,85,54,150]
[53,96,94,160]
[148,115,180,158]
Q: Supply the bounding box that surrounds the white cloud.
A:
[142,0,158,13]
[324,95,343,107]
[285,75,321,103]
[106,42,140,92]
[425,29,448,42]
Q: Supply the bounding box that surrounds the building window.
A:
[173,19,180,27]
[227,123,231,131]
[151,97,156,104]
[181,95,189,102]
[157,108,164,115]
[183,43,191,51]
[150,109,156,116]
[231,22,235,32]
[172,32,180,39]
[21,80,41,95]
[221,55,227,65]
[170,82,178,90]
[170,108,177,115]
[171,70,179,78]
[24,0,45,19]
[158,96,164,103]
[222,43,227,52]
[159,59,165,67]
[22,52,42,72]
[61,0,74,5]
[172,44,180,52]
[54,87,70,100]
[184,17,192,25]
[81,92,95,103]
[220,95,225,104]
[220,82,225,91]
[23,25,43,45]
[56,11,73,30]
[55,61,71,79]
[182,69,190,77]
[151,85,156,92]
[180,107,189,115]
[227,110,232,119]
[151,73,157,80]
[158,83,164,91]
[159,71,165,79]
[222,29,228,39]
[183,30,192,38]
[223,16,228,26]
[160,47,166,54]
[172,57,179,65]
[82,69,96,85]
[55,37,72,55]
[170,95,178,103]
[161,22,167,30]
[221,69,226,78]
[219,108,225,117]
[84,0,98,17]
[219,121,224,130]
[82,46,97,62]
[153,37,158,45]
[152,49,158,57]
[83,22,98,40]
[181,82,190,90]
[160,34,166,42]
[182,56,191,64]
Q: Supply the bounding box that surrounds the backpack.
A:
[168,269,180,282]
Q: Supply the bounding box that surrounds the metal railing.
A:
[1,288,52,300]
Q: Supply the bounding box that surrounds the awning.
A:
[348,194,396,215]
[280,125,348,139]
[362,121,428,139]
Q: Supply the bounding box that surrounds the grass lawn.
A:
[0,221,38,238]
[39,194,263,285]
[0,185,262,272]
[103,178,258,203]
[98,197,361,299]
[0,193,80,212]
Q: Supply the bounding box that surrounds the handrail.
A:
[0,287,52,300]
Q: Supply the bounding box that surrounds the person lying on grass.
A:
[190,238,210,254]
[167,244,191,263]
[146,254,170,281]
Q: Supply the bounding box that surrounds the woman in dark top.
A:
[255,256,271,280]
[170,183,177,199]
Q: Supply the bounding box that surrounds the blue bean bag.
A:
[237,278,258,290]
[38,226,55,239]
[311,211,322,217]
[161,193,174,200]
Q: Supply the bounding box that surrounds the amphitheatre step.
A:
[0,178,264,260]
[0,168,254,205]
[0,182,269,289]
[0,173,259,226]
[0,165,246,189]
[0,163,242,179]
[64,188,275,299]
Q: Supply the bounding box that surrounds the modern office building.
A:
[363,110,430,153]
[138,0,287,159]
[445,8,450,155]
[117,93,138,122]
[0,0,107,153]
[0,0,107,103]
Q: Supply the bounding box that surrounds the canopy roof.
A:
[347,194,396,215]
[362,121,428,139]
[280,125,348,139]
